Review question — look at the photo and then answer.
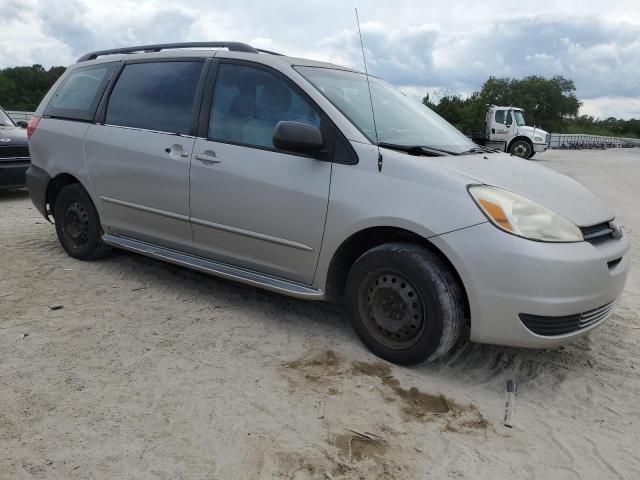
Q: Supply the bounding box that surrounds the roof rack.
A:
[76,42,281,63]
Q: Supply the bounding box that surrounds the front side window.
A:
[514,111,526,126]
[106,61,203,135]
[506,111,513,126]
[295,66,475,154]
[46,63,117,121]
[495,110,506,124]
[209,63,321,149]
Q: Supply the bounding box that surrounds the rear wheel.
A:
[54,184,111,260]
[509,139,532,158]
[345,243,464,365]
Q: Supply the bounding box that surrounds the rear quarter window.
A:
[45,62,117,121]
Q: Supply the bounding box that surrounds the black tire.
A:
[345,243,465,366]
[53,184,111,260]
[528,151,536,159]
[509,139,532,158]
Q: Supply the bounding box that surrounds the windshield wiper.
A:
[378,142,457,156]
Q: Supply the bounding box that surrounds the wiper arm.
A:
[378,142,452,157]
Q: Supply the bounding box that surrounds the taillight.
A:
[27,116,41,139]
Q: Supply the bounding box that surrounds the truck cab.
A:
[475,105,549,159]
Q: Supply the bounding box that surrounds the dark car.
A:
[0,106,31,189]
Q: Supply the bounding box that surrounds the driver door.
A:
[491,109,513,142]
[189,61,333,284]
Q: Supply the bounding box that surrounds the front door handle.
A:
[195,153,221,165]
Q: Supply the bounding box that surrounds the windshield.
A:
[0,108,15,127]
[295,66,475,154]
[514,110,526,127]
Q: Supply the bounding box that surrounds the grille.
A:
[0,145,30,159]
[0,165,28,187]
[580,221,614,246]
[520,301,615,336]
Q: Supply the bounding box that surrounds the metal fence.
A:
[549,133,640,149]
[6,111,33,122]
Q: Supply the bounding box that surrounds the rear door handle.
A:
[195,153,221,165]
[164,145,190,157]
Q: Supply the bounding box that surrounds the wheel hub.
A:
[373,288,407,328]
[363,272,425,346]
[64,201,89,245]
[513,143,528,157]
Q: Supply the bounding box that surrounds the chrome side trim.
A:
[102,234,325,299]
[99,196,189,222]
[100,123,197,138]
[190,216,314,252]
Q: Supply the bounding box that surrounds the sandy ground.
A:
[1,148,639,480]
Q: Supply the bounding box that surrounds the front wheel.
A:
[345,243,465,366]
[54,184,111,260]
[509,139,532,158]
[528,151,536,159]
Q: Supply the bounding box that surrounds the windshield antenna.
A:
[355,8,383,172]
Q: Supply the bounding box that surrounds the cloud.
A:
[581,96,640,119]
[34,0,201,58]
[1,1,639,118]
[439,16,640,100]
[317,22,441,85]
[287,15,640,107]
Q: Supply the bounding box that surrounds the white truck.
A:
[472,105,549,159]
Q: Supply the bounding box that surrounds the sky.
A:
[1,0,639,119]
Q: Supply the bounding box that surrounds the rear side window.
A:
[209,63,321,149]
[45,62,117,121]
[106,61,203,135]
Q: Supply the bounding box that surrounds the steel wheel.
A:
[62,200,90,250]
[357,268,426,349]
[54,183,111,260]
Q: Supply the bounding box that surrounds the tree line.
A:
[422,76,640,139]
[1,64,638,138]
[0,65,66,111]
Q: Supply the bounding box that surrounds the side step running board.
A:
[102,234,325,300]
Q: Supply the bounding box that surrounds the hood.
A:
[0,125,29,145]
[515,125,548,142]
[428,152,614,227]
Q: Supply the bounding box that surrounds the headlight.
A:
[534,136,544,143]
[469,185,584,242]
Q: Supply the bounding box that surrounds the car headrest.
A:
[256,82,292,117]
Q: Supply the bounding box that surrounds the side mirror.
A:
[16,120,28,128]
[273,121,323,153]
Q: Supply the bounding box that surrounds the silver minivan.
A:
[26,42,629,365]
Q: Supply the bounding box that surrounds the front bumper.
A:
[0,160,30,189]
[431,222,630,348]
[533,143,548,153]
